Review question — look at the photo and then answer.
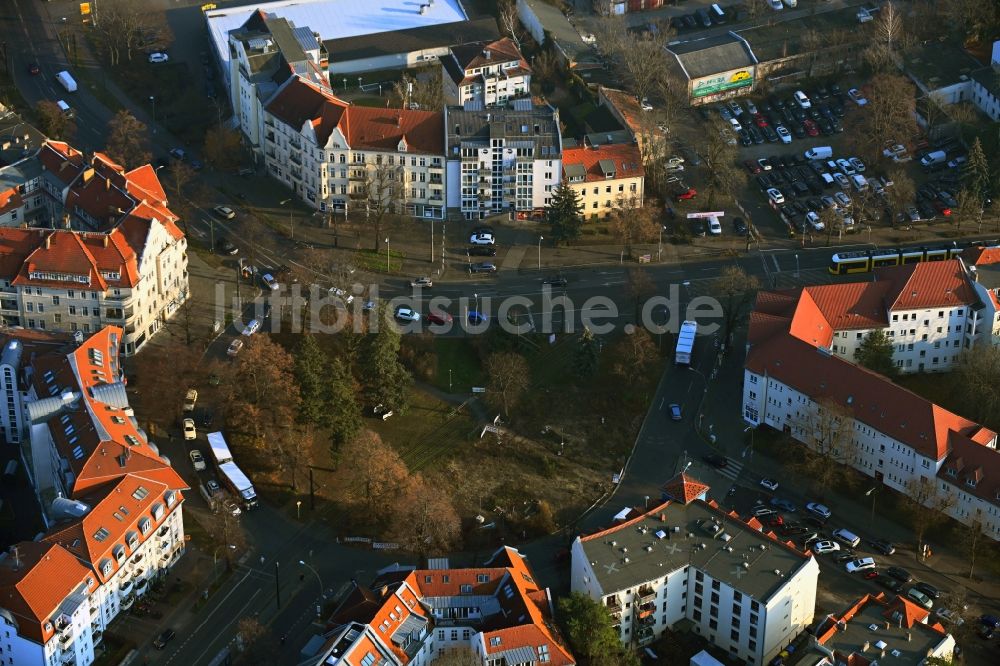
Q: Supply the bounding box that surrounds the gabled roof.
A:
[939,429,1000,506]
[0,541,95,645]
[37,141,85,186]
[0,187,23,216]
[266,77,444,154]
[745,333,975,460]
[561,143,644,185]
[878,260,977,311]
[961,244,1000,266]
[450,37,526,71]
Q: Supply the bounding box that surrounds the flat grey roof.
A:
[903,43,985,90]
[821,598,950,662]
[668,32,757,80]
[579,499,811,602]
[325,17,499,64]
[519,0,600,68]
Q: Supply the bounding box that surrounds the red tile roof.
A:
[961,245,1000,266]
[0,187,23,216]
[939,429,1000,506]
[453,37,529,72]
[661,472,709,504]
[38,141,85,186]
[878,261,977,310]
[266,77,444,155]
[745,333,976,460]
[562,143,644,184]
[0,541,95,645]
[599,87,644,138]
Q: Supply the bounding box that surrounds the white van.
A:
[782,0,797,7]
[711,3,727,23]
[851,174,869,192]
[804,146,833,160]
[920,150,947,168]
[56,100,75,118]
[832,528,861,548]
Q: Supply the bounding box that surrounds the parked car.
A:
[708,217,722,235]
[812,540,840,554]
[845,557,876,573]
[469,232,495,245]
[776,125,792,143]
[227,338,244,357]
[907,587,933,610]
[867,539,895,556]
[542,275,569,287]
[241,319,261,336]
[216,238,238,255]
[214,205,236,220]
[760,478,779,491]
[223,498,242,517]
[206,480,220,495]
[874,576,904,593]
[669,404,682,421]
[189,449,206,471]
[675,187,697,201]
[261,273,279,291]
[467,246,497,257]
[410,277,433,288]
[886,566,912,583]
[914,582,940,599]
[28,62,40,76]
[794,90,811,109]
[703,453,728,468]
[733,217,748,235]
[770,498,797,512]
[467,310,489,325]
[183,388,198,413]
[805,502,831,519]
[426,310,453,325]
[767,188,785,204]
[848,88,868,105]
[469,262,497,274]
[148,52,169,64]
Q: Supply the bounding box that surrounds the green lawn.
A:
[373,389,475,472]
[355,248,405,273]
[433,338,486,393]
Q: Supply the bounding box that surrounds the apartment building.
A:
[445,101,562,220]
[810,593,955,663]
[0,144,188,355]
[263,77,446,218]
[761,260,986,374]
[962,245,1000,346]
[227,10,330,157]
[301,546,574,665]
[442,37,532,107]
[570,474,819,665]
[743,293,1000,540]
[561,142,644,220]
[0,326,188,666]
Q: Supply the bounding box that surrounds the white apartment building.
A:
[442,38,532,107]
[301,547,575,665]
[743,298,1000,540]
[570,474,819,666]
[0,326,188,666]
[561,141,645,220]
[764,260,985,374]
[445,101,562,220]
[262,77,446,218]
[227,11,330,157]
[962,245,1000,346]
[0,144,188,355]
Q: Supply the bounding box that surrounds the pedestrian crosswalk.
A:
[717,459,744,482]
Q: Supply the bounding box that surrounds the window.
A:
[693,610,702,621]
[731,629,740,641]
[709,619,718,630]
[711,580,720,591]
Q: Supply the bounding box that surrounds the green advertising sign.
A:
[692,68,754,97]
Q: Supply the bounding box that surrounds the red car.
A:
[764,514,784,528]
[675,188,697,201]
[933,200,952,216]
[744,159,762,174]
[863,570,880,580]
[427,310,453,325]
[28,63,40,76]
[803,120,819,137]
[754,113,769,128]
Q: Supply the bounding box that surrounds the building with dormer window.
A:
[442,38,531,107]
[561,142,644,220]
[262,77,446,218]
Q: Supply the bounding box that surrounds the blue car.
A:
[770,497,797,513]
[468,310,488,325]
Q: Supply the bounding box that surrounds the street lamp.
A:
[743,425,755,459]
[280,198,294,239]
[296,500,302,520]
[299,560,326,617]
[794,253,800,278]
[658,225,666,262]
[149,96,155,121]
[537,235,544,270]
[865,486,879,526]
[385,237,390,272]
[213,544,236,574]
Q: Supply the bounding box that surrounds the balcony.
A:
[93,630,103,646]
[89,604,99,617]
[60,650,75,665]
[637,627,655,646]
[348,172,367,181]
[429,175,442,184]
[119,580,134,597]
[59,630,74,646]
[120,594,135,611]
[135,577,149,596]
[637,585,656,603]
[289,154,302,166]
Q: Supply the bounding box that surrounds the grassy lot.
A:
[355,247,405,273]
[433,338,487,392]
[372,390,477,472]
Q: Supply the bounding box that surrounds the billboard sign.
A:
[691,68,754,98]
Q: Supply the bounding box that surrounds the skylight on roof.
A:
[93,527,110,542]
[71,446,84,460]
[132,486,149,500]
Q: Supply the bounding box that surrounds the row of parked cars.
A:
[713,86,861,147]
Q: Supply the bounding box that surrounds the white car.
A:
[768,0,783,9]
[833,172,850,189]
[794,90,811,109]
[183,388,198,413]
[410,277,433,289]
[848,157,866,172]
[812,540,840,554]
[640,97,653,111]
[223,498,242,517]
[836,158,856,176]
[805,211,825,231]
[882,144,906,158]
[760,478,779,491]
[182,418,197,441]
[227,338,244,357]
[261,273,279,291]
[844,557,876,573]
[394,306,421,322]
[241,319,261,336]
[745,100,759,115]
[214,206,236,220]
[189,449,206,471]
[469,232,495,245]
[328,286,355,304]
[729,117,743,133]
[806,502,832,519]
[148,52,169,64]
[834,191,851,207]
[776,125,792,144]
[766,188,785,205]
[848,88,868,106]
[708,218,722,235]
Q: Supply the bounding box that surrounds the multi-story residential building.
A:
[760,260,983,374]
[743,289,1000,540]
[263,77,446,218]
[227,10,330,158]
[571,474,819,665]
[442,38,531,107]
[561,141,644,220]
[0,326,188,666]
[301,546,575,665]
[445,101,562,220]
[809,593,955,663]
[962,245,1000,346]
[0,144,188,355]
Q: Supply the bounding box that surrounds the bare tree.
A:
[92,0,161,65]
[610,195,658,258]
[35,101,76,141]
[590,13,628,62]
[875,1,904,54]
[788,398,861,496]
[485,352,531,417]
[714,266,760,341]
[203,127,242,172]
[702,126,747,208]
[390,475,461,556]
[885,168,916,223]
[106,110,152,168]
[901,476,957,555]
[353,162,404,252]
[234,616,278,664]
[390,71,443,110]
[620,31,674,104]
[854,74,917,156]
[497,0,524,52]
[336,430,411,530]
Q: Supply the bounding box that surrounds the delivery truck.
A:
[56,71,78,93]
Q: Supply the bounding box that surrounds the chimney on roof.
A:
[398,115,402,128]
[62,213,71,229]
[484,49,491,60]
[103,235,109,248]
[44,234,51,250]
[419,3,428,14]
[105,176,111,190]
[60,160,70,171]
